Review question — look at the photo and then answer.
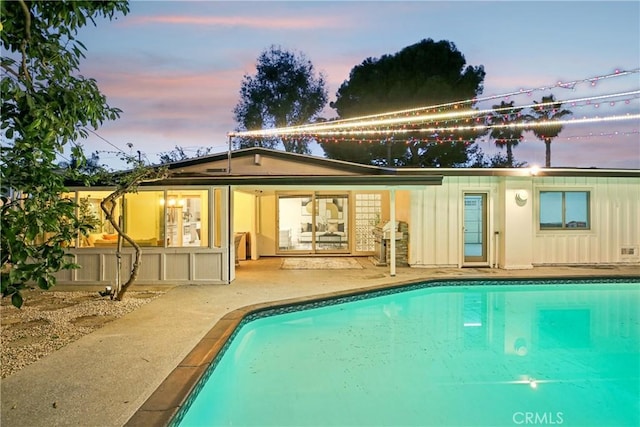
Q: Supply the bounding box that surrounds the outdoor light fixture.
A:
[515,190,529,205]
[529,165,540,176]
[99,286,113,297]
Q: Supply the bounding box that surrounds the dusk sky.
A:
[75,1,640,169]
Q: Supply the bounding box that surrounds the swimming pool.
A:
[174,279,639,426]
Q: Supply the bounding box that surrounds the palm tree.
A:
[487,101,525,167]
[529,95,572,167]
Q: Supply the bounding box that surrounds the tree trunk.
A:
[545,139,551,167]
[101,194,142,301]
[507,144,514,167]
[116,214,123,295]
[116,243,142,301]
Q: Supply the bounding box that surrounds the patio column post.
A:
[390,188,396,277]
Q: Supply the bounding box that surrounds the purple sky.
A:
[75,1,640,169]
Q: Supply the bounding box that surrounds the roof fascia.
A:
[166,147,390,175]
[417,168,640,178]
[144,175,443,187]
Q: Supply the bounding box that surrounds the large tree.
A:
[486,101,525,167]
[233,46,328,154]
[1,1,129,307]
[529,95,572,167]
[322,39,486,167]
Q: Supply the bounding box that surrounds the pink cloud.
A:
[83,64,239,114]
[99,72,236,101]
[76,62,243,160]
[126,14,345,30]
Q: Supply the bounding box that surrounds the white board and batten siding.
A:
[409,174,640,269]
[409,176,500,268]
[533,176,640,265]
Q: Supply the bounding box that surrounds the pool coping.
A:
[124,275,640,427]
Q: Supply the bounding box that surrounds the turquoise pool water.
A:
[176,280,639,426]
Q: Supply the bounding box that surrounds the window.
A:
[539,191,590,229]
[76,191,121,248]
[165,190,209,247]
[213,188,222,248]
[126,191,164,247]
[76,189,210,248]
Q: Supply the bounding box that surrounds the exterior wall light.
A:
[515,190,528,205]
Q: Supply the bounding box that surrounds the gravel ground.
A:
[0,289,164,378]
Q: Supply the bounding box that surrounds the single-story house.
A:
[56,147,640,286]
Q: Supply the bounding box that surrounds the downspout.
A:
[227,137,233,281]
[227,185,233,284]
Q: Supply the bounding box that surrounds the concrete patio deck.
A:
[1,257,638,427]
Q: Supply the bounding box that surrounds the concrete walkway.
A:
[1,258,638,427]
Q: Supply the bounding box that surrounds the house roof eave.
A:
[144,174,444,187]
[165,147,393,175]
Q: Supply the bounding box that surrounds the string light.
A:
[230,95,639,140]
[314,129,639,145]
[281,114,639,139]
[564,130,639,140]
[228,69,640,139]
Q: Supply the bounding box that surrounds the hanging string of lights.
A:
[284,114,639,138]
[314,125,640,143]
[314,129,640,146]
[228,68,640,140]
[564,130,639,140]
[231,92,639,140]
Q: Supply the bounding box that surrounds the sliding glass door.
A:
[315,195,349,253]
[277,193,349,253]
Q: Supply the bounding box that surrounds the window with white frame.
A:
[539,191,590,229]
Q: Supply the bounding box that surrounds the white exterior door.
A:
[464,193,488,264]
